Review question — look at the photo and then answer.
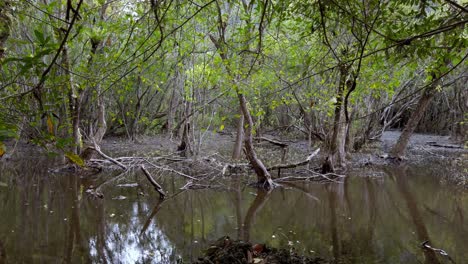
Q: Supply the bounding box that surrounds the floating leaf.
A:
[65,152,85,167]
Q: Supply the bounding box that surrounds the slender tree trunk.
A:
[166,88,176,136]
[232,107,244,160]
[60,45,81,155]
[0,0,11,59]
[390,87,436,159]
[93,87,107,143]
[178,99,193,156]
[238,93,273,187]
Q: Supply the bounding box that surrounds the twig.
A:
[144,159,197,180]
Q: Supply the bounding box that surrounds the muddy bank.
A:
[1,130,466,189]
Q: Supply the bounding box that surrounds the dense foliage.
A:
[0,0,466,166]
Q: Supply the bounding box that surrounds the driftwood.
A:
[426,142,463,149]
[267,148,320,171]
[140,165,166,199]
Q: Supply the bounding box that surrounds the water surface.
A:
[0,155,467,263]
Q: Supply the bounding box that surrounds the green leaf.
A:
[65,152,85,167]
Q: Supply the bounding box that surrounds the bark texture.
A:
[324,65,349,172]
[390,87,436,159]
[238,93,273,187]
[0,1,11,59]
[232,108,244,160]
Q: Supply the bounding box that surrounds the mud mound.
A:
[194,236,328,264]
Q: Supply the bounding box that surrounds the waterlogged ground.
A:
[0,133,467,263]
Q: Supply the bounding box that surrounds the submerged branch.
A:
[140,165,166,199]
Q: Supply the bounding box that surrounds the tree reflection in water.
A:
[1,157,467,263]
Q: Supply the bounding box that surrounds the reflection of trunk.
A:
[0,239,6,264]
[327,184,341,262]
[95,199,108,263]
[242,189,271,241]
[390,166,441,264]
[364,177,377,245]
[64,174,88,262]
[230,177,244,239]
[140,198,164,235]
[391,87,436,158]
[238,93,273,187]
[232,108,244,160]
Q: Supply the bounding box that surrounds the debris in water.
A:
[194,236,328,264]
[112,195,127,200]
[117,183,139,188]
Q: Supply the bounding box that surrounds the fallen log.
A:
[267,148,320,171]
[426,142,463,149]
[256,136,289,148]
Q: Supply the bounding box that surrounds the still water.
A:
[0,154,467,263]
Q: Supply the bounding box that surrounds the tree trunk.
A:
[178,99,193,157]
[166,88,176,136]
[323,65,349,172]
[238,93,274,187]
[93,87,107,144]
[0,0,11,59]
[390,87,436,159]
[86,2,110,145]
[232,108,244,160]
[61,45,81,155]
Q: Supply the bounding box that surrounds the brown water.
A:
[0,155,467,264]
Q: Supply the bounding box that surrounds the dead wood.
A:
[89,144,127,170]
[274,170,345,184]
[426,142,463,149]
[267,148,320,171]
[256,136,288,148]
[140,165,166,199]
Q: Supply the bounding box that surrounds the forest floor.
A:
[98,130,467,189]
[2,130,466,188]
